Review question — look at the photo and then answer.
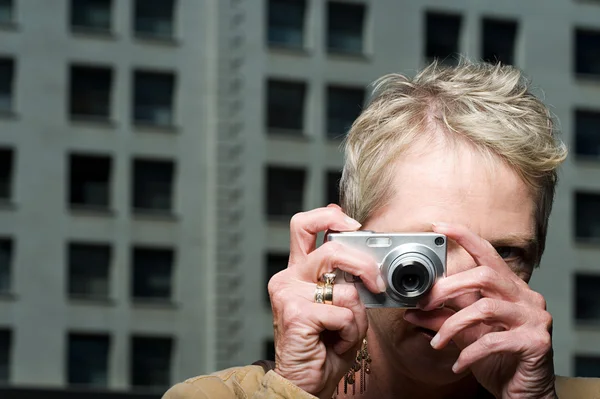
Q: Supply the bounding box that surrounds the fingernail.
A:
[345,217,362,228]
[430,334,440,348]
[452,361,460,373]
[432,222,450,229]
[376,275,386,292]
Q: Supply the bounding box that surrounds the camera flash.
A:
[367,237,392,247]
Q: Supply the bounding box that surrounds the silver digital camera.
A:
[327,231,447,308]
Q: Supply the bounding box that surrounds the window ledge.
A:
[574,155,600,164]
[575,73,600,83]
[268,44,311,56]
[132,209,178,221]
[267,216,292,226]
[134,34,180,46]
[133,122,179,134]
[70,116,117,129]
[0,110,18,120]
[0,292,17,301]
[0,200,17,211]
[267,129,310,140]
[69,296,115,306]
[132,299,179,309]
[326,50,371,62]
[69,206,115,217]
[71,27,116,40]
[0,21,19,31]
[574,321,600,330]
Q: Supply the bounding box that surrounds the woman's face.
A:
[362,141,535,385]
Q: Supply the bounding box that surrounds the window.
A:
[264,339,275,361]
[267,0,306,48]
[0,329,10,383]
[132,247,174,301]
[0,239,13,294]
[482,18,518,65]
[68,333,109,386]
[575,29,600,77]
[131,336,172,389]
[0,148,13,201]
[69,154,111,209]
[132,159,175,212]
[326,2,365,54]
[266,166,305,219]
[69,65,113,119]
[575,356,600,377]
[133,71,175,126]
[0,0,14,25]
[326,86,364,139]
[575,273,600,323]
[265,253,288,303]
[575,110,600,158]
[425,12,462,65]
[0,58,14,113]
[266,80,306,133]
[134,0,175,39]
[68,243,110,299]
[575,192,600,241]
[325,170,342,205]
[70,0,112,32]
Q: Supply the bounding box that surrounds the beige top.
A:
[162,365,600,399]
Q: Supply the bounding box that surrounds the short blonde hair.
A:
[340,60,567,265]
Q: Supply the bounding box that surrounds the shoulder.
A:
[162,365,266,399]
[555,375,600,399]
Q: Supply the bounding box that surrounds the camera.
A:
[327,231,447,308]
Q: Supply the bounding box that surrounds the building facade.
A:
[0,0,599,396]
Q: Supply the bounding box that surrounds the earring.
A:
[338,338,371,396]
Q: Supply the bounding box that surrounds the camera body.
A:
[327,231,447,308]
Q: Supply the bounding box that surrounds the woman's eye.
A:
[495,246,522,260]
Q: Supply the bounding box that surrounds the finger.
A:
[289,208,362,262]
[301,241,385,294]
[452,329,552,374]
[431,299,529,349]
[420,266,522,311]
[306,303,361,355]
[432,223,525,285]
[297,281,368,341]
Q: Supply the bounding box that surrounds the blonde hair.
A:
[340,60,567,265]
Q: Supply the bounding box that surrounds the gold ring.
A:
[314,282,325,304]
[323,283,333,305]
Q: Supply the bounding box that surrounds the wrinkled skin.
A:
[268,141,556,399]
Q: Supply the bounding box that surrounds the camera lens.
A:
[390,261,432,297]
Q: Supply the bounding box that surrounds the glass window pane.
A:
[326,86,364,139]
[575,356,600,377]
[132,248,174,300]
[327,2,365,54]
[482,18,518,65]
[266,80,306,132]
[575,273,600,323]
[0,330,11,383]
[71,0,112,31]
[265,253,288,303]
[0,0,13,25]
[0,148,13,200]
[575,110,600,158]
[268,0,305,48]
[325,170,342,205]
[132,159,175,211]
[70,66,113,118]
[575,29,600,77]
[134,71,175,126]
[266,166,305,219]
[134,0,175,38]
[68,334,109,386]
[131,336,172,388]
[425,13,462,65]
[0,59,14,112]
[575,192,600,241]
[0,239,11,293]
[68,243,111,298]
[69,154,111,208]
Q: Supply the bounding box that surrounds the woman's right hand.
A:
[267,205,386,399]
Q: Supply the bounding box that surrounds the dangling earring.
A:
[338,338,371,396]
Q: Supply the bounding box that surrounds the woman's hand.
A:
[268,205,385,399]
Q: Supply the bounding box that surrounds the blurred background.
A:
[0,0,599,397]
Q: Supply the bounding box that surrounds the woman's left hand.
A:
[413,223,556,399]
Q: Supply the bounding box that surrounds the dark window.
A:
[325,170,342,205]
[69,154,111,209]
[69,66,112,119]
[264,339,275,362]
[575,29,600,77]
[425,12,462,65]
[132,247,174,300]
[133,71,175,126]
[266,80,306,133]
[131,336,172,389]
[0,0,13,25]
[575,273,600,323]
[327,2,365,54]
[132,159,175,212]
[268,0,305,48]
[70,0,112,32]
[265,253,288,303]
[482,18,518,65]
[0,239,13,294]
[326,86,364,139]
[266,166,305,219]
[0,330,10,383]
[68,333,109,386]
[575,110,600,158]
[0,58,14,112]
[68,243,111,299]
[134,0,175,39]
[0,148,13,200]
[575,192,600,241]
[575,355,600,377]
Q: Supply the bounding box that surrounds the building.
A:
[0,0,599,396]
